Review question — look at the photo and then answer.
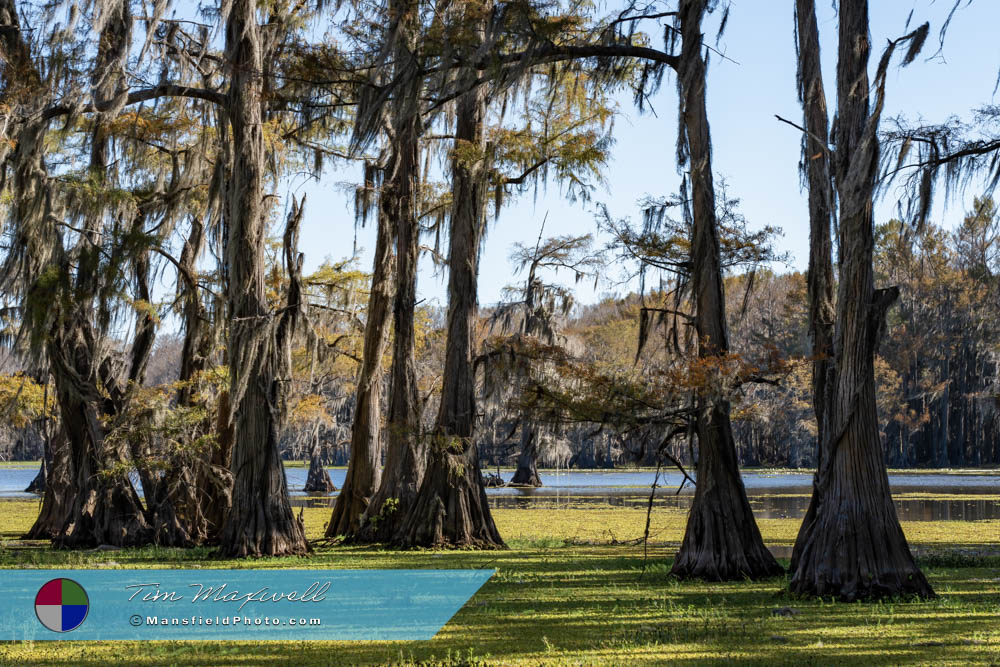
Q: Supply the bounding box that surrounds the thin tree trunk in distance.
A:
[510,276,544,487]
[304,421,336,494]
[789,0,933,600]
[509,429,542,487]
[25,419,49,495]
[25,455,46,495]
[670,0,781,580]
[24,369,51,495]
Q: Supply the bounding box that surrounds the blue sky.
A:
[288,0,998,310]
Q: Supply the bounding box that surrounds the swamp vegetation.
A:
[1,498,999,665]
[2,0,1000,659]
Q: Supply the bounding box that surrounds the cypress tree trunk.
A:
[203,390,236,538]
[509,430,542,487]
[5,117,91,542]
[25,426,75,540]
[51,0,159,549]
[25,458,46,495]
[790,0,933,600]
[177,218,212,406]
[49,321,152,548]
[218,0,307,557]
[25,424,49,495]
[394,73,503,549]
[354,3,426,543]
[789,0,836,574]
[327,198,394,537]
[304,422,336,494]
[118,246,197,547]
[670,0,781,580]
[167,216,233,544]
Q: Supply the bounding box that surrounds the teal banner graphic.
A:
[0,569,494,640]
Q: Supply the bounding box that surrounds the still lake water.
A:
[3,465,999,521]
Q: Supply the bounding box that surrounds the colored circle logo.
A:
[34,578,89,632]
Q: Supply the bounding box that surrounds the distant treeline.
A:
[5,199,999,472]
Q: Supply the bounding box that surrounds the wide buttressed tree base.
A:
[221,411,308,558]
[670,404,783,580]
[789,0,933,601]
[509,431,542,487]
[668,0,781,581]
[789,406,935,600]
[393,435,504,548]
[46,317,154,549]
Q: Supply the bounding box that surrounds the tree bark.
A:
[177,218,212,406]
[789,0,837,574]
[49,0,162,549]
[204,390,236,537]
[509,429,542,487]
[670,0,781,580]
[25,425,75,540]
[49,320,153,548]
[789,0,933,600]
[218,0,307,557]
[394,65,503,549]
[304,421,336,494]
[353,1,427,543]
[327,199,395,537]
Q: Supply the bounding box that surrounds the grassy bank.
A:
[0,460,39,469]
[1,499,998,665]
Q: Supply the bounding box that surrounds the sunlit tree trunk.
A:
[670,0,781,580]
[789,0,933,600]
[395,64,503,548]
[327,190,395,537]
[218,0,307,557]
[354,0,426,543]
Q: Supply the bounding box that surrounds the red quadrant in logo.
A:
[35,579,62,605]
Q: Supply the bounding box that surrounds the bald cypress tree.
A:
[394,60,503,548]
[788,0,836,574]
[218,0,308,557]
[667,0,782,581]
[333,0,424,542]
[789,0,934,600]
